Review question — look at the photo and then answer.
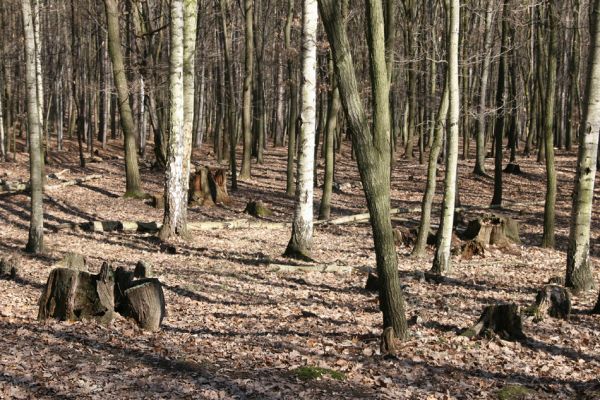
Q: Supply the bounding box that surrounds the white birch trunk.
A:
[159,0,186,239]
[566,0,600,293]
[284,0,318,259]
[183,0,197,185]
[431,0,460,275]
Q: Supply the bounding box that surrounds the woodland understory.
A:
[0,139,599,399]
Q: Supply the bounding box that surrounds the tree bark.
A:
[566,0,600,294]
[431,0,460,275]
[319,0,409,340]
[22,0,44,254]
[104,0,143,198]
[240,0,254,179]
[284,0,318,260]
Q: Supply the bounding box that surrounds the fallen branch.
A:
[315,207,421,226]
[268,263,353,274]
[45,174,102,190]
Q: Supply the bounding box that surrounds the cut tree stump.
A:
[244,200,273,218]
[0,257,18,279]
[150,193,164,209]
[503,163,522,175]
[209,168,230,205]
[123,278,165,331]
[189,167,214,206]
[54,252,87,271]
[461,215,521,246]
[461,303,525,341]
[38,263,115,325]
[531,285,571,320]
[134,261,153,279]
[457,240,485,260]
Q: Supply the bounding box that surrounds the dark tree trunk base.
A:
[244,200,273,217]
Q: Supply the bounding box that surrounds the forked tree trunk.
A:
[22,0,44,254]
[319,0,409,340]
[104,0,143,198]
[566,0,600,294]
[285,0,318,260]
[431,0,460,275]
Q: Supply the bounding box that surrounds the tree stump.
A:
[55,252,87,271]
[114,266,135,314]
[134,260,153,279]
[209,168,230,205]
[150,193,164,209]
[457,240,485,260]
[0,257,18,279]
[531,285,571,320]
[393,227,415,247]
[461,215,521,246]
[462,303,525,341]
[123,278,165,331]
[503,163,522,175]
[365,271,380,292]
[244,200,273,218]
[38,263,115,325]
[189,167,214,206]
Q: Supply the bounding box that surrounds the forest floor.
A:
[0,139,599,399]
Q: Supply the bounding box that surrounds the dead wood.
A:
[461,215,521,246]
[123,278,166,331]
[54,252,87,271]
[531,285,571,321]
[209,168,230,205]
[45,174,102,190]
[268,263,353,274]
[244,200,273,218]
[189,167,214,206]
[0,257,18,279]
[503,163,522,175]
[462,303,525,341]
[38,263,115,325]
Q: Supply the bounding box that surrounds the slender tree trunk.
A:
[318,54,340,220]
[240,0,254,179]
[474,0,494,175]
[104,0,143,197]
[566,0,600,294]
[285,0,318,260]
[542,0,557,248]
[491,0,510,207]
[431,0,459,275]
[22,0,44,254]
[412,77,449,258]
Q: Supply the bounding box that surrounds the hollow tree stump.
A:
[532,285,571,320]
[38,263,115,325]
[189,167,214,207]
[209,168,230,205]
[462,215,521,246]
[462,303,525,341]
[123,278,165,331]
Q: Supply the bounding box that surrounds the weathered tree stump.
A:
[244,200,273,218]
[209,168,230,205]
[55,252,87,271]
[0,257,18,279]
[531,285,571,320]
[393,227,416,247]
[189,167,214,207]
[462,303,525,341]
[150,193,164,209]
[114,266,135,314]
[134,261,153,279]
[461,215,521,246]
[123,279,165,331]
[503,163,522,175]
[38,263,115,325]
[458,240,485,260]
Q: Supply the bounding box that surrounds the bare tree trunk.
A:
[566,0,600,294]
[22,0,44,254]
[431,0,460,275]
[240,0,254,179]
[285,0,318,260]
[104,0,143,198]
